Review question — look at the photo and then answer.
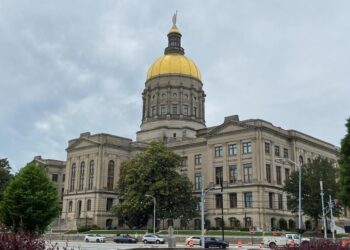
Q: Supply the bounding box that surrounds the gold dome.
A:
[146,54,202,81]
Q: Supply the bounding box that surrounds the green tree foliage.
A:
[0,158,13,201]
[338,117,350,207]
[283,156,339,229]
[0,163,60,235]
[113,141,199,229]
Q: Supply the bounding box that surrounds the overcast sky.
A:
[1,0,349,171]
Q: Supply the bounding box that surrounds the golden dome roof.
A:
[146,54,202,81]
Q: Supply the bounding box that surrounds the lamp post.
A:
[276,157,302,230]
[201,185,216,248]
[145,195,156,234]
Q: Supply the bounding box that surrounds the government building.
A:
[41,19,342,231]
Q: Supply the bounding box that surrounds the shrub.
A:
[274,239,349,250]
[0,224,53,250]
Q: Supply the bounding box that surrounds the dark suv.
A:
[202,237,229,249]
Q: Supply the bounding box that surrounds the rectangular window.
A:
[229,165,237,184]
[215,167,223,185]
[229,193,237,208]
[215,194,223,209]
[269,192,274,209]
[183,105,189,115]
[62,174,65,182]
[276,166,282,185]
[172,104,177,114]
[275,146,280,157]
[194,173,202,190]
[160,105,166,115]
[194,154,202,165]
[228,144,237,156]
[285,168,290,182]
[52,174,58,182]
[243,163,252,183]
[152,106,156,116]
[180,156,188,167]
[106,198,114,211]
[266,164,271,183]
[283,148,289,158]
[244,192,253,208]
[193,107,197,117]
[278,194,283,210]
[214,146,223,157]
[265,142,271,154]
[243,142,252,154]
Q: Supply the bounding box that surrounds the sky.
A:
[0,0,349,172]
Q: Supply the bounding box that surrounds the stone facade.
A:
[43,21,345,230]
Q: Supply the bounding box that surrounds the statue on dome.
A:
[172,11,178,28]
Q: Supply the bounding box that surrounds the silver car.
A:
[142,234,165,244]
[84,234,106,243]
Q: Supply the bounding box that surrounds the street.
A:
[45,241,269,250]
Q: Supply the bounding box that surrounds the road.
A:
[45,241,269,250]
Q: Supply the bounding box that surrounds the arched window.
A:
[229,217,240,229]
[77,200,82,217]
[245,217,253,227]
[194,219,201,230]
[79,161,85,190]
[299,155,304,166]
[87,199,92,211]
[70,163,76,191]
[215,217,223,228]
[271,217,276,230]
[106,219,113,229]
[107,160,115,191]
[68,201,73,212]
[88,160,94,190]
[167,219,173,227]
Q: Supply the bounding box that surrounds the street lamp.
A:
[145,195,156,234]
[276,157,302,230]
[201,185,216,248]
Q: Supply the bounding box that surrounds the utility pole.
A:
[320,181,327,239]
[220,179,224,241]
[329,195,335,242]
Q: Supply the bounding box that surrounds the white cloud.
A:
[0,0,349,170]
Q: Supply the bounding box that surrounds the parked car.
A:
[142,233,165,244]
[84,234,106,243]
[113,234,137,243]
[202,237,229,249]
[185,236,201,246]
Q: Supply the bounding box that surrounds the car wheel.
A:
[269,242,276,249]
[96,239,100,243]
[205,243,208,248]
[143,240,148,244]
[85,239,89,243]
[156,240,160,244]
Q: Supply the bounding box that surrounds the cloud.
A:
[0,0,349,170]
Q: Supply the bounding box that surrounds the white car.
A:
[84,234,106,243]
[142,234,165,244]
[185,236,201,246]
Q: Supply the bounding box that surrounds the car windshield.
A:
[96,234,101,237]
[155,234,162,238]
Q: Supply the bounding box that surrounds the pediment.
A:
[67,138,100,151]
[208,121,253,137]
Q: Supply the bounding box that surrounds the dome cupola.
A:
[137,13,206,143]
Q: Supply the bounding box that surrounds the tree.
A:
[338,117,350,207]
[0,163,60,235]
[284,156,340,229]
[113,141,199,228]
[0,158,13,201]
